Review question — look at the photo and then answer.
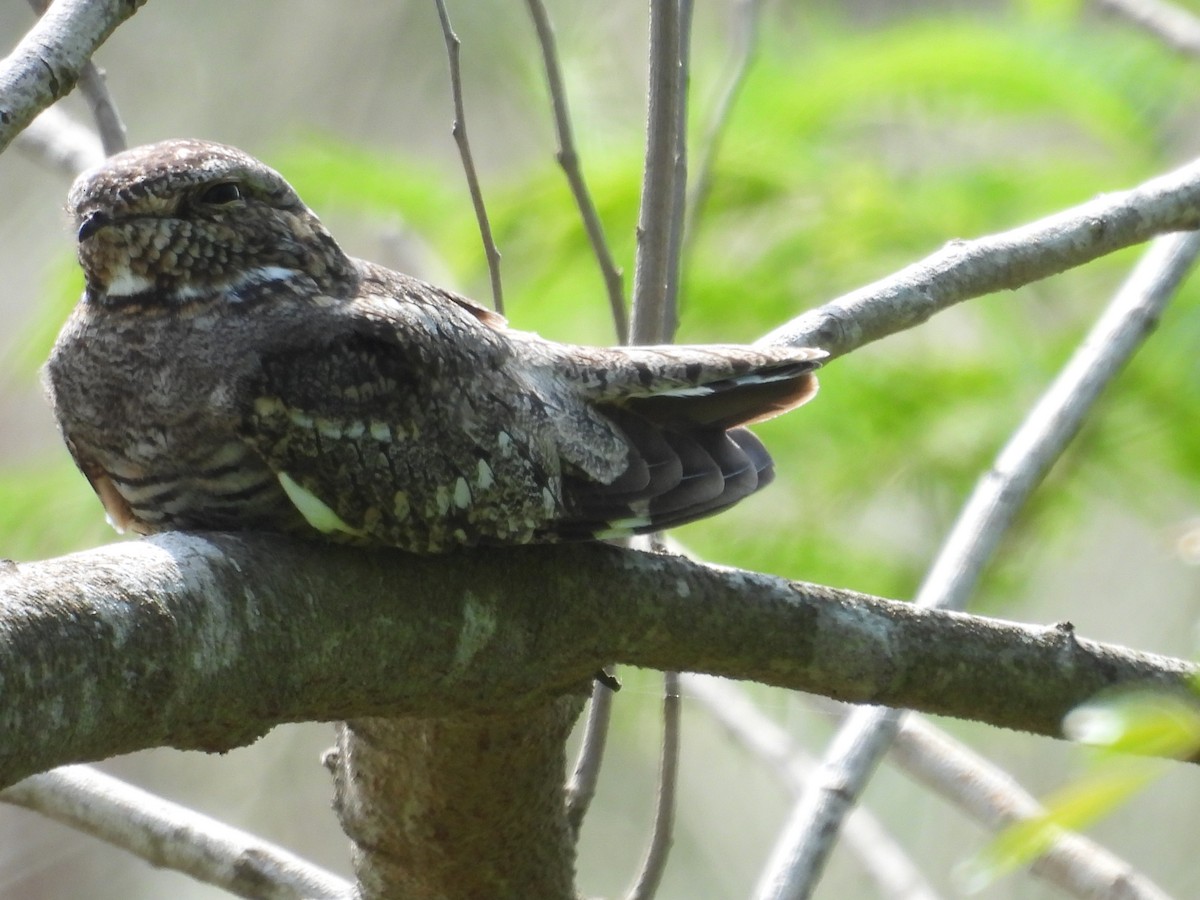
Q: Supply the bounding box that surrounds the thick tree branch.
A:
[0,533,1195,790]
[759,156,1200,357]
[0,0,146,154]
[328,703,581,900]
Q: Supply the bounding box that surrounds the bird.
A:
[44,139,824,553]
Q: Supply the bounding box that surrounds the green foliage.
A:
[963,689,1200,891]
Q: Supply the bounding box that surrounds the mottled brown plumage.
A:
[45,140,824,552]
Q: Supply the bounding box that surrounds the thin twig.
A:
[684,0,764,251]
[624,10,692,888]
[758,156,1200,358]
[13,106,104,177]
[752,231,1200,900]
[1096,0,1200,57]
[1,765,352,900]
[524,0,628,342]
[77,63,126,155]
[565,674,615,837]
[625,671,682,900]
[685,676,941,900]
[432,0,504,314]
[630,0,687,344]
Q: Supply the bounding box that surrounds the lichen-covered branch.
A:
[0,533,1195,791]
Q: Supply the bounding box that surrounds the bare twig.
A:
[524,0,628,342]
[623,1,695,884]
[630,0,688,344]
[0,0,146,153]
[753,232,1200,899]
[625,671,682,900]
[1096,0,1200,57]
[77,63,126,154]
[758,156,1200,358]
[13,106,103,177]
[685,0,764,250]
[432,0,504,314]
[684,676,941,900]
[1,765,352,900]
[565,674,615,837]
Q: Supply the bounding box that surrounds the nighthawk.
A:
[45,139,824,552]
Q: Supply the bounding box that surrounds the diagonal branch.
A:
[1,765,352,900]
[524,0,628,342]
[0,0,147,154]
[432,0,504,313]
[758,157,1200,357]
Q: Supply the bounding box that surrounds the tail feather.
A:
[547,343,822,541]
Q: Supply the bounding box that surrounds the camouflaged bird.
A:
[44,139,824,552]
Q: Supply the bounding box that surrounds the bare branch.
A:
[758,159,1200,357]
[565,676,616,837]
[625,671,682,900]
[685,677,940,900]
[524,0,628,342]
[630,0,689,344]
[432,0,504,313]
[888,711,1172,900]
[1096,0,1200,57]
[0,0,146,154]
[1,533,1196,791]
[77,62,126,154]
[753,231,1200,900]
[13,105,103,177]
[1,765,352,900]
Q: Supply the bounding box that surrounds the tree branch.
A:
[13,105,103,177]
[1,765,352,900]
[752,229,1200,899]
[0,0,146,154]
[432,0,504,313]
[630,0,688,344]
[1,533,1196,791]
[684,677,940,900]
[759,156,1200,358]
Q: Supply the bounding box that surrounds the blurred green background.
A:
[2,0,1200,897]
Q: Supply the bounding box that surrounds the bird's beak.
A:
[77,210,112,243]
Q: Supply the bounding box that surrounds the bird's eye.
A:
[199,182,244,205]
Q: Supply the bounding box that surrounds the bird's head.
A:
[68,139,357,305]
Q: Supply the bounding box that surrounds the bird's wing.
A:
[235,302,563,551]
